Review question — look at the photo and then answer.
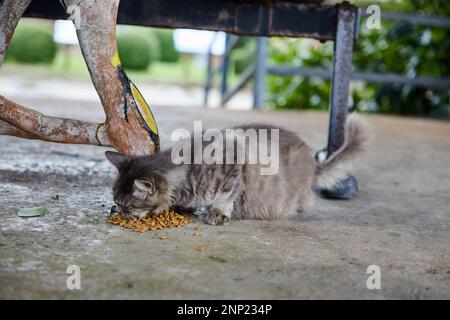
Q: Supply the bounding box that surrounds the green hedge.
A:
[7,24,57,64]
[154,29,180,63]
[117,29,160,71]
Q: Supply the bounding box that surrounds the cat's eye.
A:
[132,205,151,210]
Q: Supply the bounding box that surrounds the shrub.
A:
[234,36,252,50]
[267,1,450,119]
[117,29,160,71]
[7,24,57,64]
[268,38,333,111]
[232,48,252,75]
[232,39,255,75]
[154,29,180,63]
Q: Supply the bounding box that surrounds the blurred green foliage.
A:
[7,22,182,71]
[117,27,160,71]
[7,23,57,64]
[267,0,450,119]
[268,38,333,111]
[232,37,255,75]
[154,29,180,63]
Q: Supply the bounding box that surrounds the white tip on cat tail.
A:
[315,113,373,190]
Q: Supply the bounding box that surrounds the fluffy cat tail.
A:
[315,114,372,189]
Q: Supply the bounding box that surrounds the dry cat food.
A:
[108,210,192,233]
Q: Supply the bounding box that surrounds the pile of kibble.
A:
[108,210,192,233]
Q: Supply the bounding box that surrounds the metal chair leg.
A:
[320,3,358,199]
[219,34,232,106]
[203,32,218,107]
[204,49,213,107]
[253,37,268,109]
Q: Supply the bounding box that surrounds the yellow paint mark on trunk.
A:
[111,50,121,68]
[131,83,159,136]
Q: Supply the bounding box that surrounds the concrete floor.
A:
[0,96,449,299]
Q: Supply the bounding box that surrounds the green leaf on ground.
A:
[17,207,48,217]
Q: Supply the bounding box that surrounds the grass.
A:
[5,47,209,86]
[4,18,243,92]
[4,44,245,89]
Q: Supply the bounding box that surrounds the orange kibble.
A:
[108,210,193,233]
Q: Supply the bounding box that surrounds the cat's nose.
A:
[110,205,118,214]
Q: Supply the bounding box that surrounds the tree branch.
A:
[0,0,32,66]
[0,0,160,156]
[64,0,160,155]
[0,95,110,146]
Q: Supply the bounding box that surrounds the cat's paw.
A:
[206,208,230,226]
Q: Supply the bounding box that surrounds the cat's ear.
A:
[134,179,155,197]
[105,151,128,169]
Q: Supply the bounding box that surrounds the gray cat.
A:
[106,114,371,225]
